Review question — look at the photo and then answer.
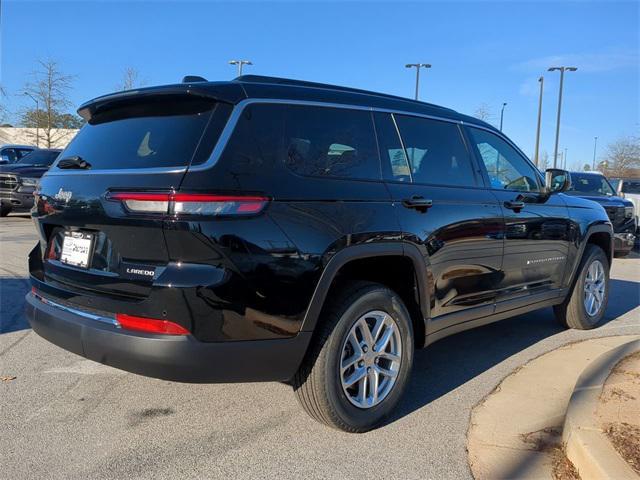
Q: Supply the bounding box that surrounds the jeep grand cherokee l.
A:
[26,75,613,432]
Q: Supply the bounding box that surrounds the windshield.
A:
[622,179,640,194]
[566,173,615,196]
[17,150,60,166]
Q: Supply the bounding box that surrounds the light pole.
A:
[499,102,507,131]
[405,63,431,100]
[534,76,544,166]
[563,148,568,170]
[229,60,253,76]
[592,136,598,171]
[548,66,577,168]
[23,92,40,147]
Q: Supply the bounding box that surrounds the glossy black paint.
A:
[27,76,613,383]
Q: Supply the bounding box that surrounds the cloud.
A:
[512,50,639,73]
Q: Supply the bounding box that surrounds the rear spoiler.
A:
[77,82,246,121]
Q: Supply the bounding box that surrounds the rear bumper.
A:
[25,292,311,383]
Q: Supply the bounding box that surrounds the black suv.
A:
[26,76,613,432]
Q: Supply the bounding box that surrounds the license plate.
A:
[60,231,94,269]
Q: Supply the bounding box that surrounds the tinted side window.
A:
[394,115,477,187]
[219,103,284,174]
[1,148,19,163]
[284,105,380,180]
[467,127,540,192]
[373,112,411,182]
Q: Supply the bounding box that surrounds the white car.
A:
[611,178,640,233]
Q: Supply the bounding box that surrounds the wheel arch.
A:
[300,242,430,348]
[566,223,613,290]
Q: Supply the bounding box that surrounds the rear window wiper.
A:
[57,156,91,169]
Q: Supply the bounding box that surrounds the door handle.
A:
[504,200,525,212]
[402,196,433,212]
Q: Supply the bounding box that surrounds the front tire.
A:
[0,202,11,217]
[292,281,414,432]
[554,244,609,329]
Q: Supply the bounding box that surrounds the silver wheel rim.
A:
[339,310,402,409]
[583,259,606,317]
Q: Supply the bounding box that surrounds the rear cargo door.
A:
[33,94,231,299]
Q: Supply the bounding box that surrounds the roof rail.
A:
[234,75,451,111]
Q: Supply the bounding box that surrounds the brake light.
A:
[106,192,269,216]
[116,313,190,335]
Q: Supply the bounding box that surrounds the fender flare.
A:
[300,242,430,333]
[566,222,613,289]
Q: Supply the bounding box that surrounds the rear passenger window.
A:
[394,115,477,187]
[373,112,411,182]
[284,105,380,180]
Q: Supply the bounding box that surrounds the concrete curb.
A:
[563,339,640,480]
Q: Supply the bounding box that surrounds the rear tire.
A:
[292,281,414,432]
[554,244,609,330]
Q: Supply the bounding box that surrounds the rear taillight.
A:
[115,313,190,335]
[106,192,269,216]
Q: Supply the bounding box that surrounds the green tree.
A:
[583,163,591,171]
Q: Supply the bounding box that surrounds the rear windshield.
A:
[58,97,218,170]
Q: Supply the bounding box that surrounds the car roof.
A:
[1,144,37,149]
[23,148,62,153]
[569,171,605,177]
[78,75,497,131]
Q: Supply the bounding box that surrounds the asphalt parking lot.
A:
[1,213,639,480]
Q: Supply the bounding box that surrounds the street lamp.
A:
[533,76,544,166]
[405,63,431,100]
[229,60,253,76]
[499,102,507,131]
[592,136,598,171]
[548,66,577,168]
[23,92,40,148]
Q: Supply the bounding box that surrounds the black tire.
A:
[0,202,11,217]
[554,244,609,330]
[292,281,414,432]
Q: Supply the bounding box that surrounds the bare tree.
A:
[116,67,143,91]
[538,151,550,171]
[21,59,80,147]
[600,135,640,177]
[0,85,8,124]
[474,103,493,122]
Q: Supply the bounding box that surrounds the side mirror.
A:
[544,168,571,195]
[615,180,624,197]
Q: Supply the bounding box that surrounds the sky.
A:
[1,0,638,170]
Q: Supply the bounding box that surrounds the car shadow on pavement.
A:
[0,277,31,334]
[390,278,639,424]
